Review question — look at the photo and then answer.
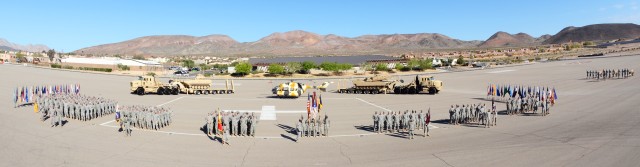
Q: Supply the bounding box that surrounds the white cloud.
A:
[614,4,625,9]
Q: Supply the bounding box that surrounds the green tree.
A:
[319,62,338,72]
[457,55,466,66]
[198,63,210,71]
[337,63,352,71]
[375,63,388,71]
[47,49,56,61]
[146,72,156,77]
[234,62,251,76]
[301,61,316,74]
[418,59,432,70]
[182,60,195,69]
[133,55,146,60]
[15,52,26,59]
[408,59,420,70]
[117,64,130,71]
[285,62,302,74]
[268,63,285,74]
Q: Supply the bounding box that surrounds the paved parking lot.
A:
[1,55,639,166]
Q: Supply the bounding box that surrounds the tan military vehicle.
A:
[130,74,234,95]
[130,75,177,95]
[393,75,443,94]
[335,75,443,94]
[336,75,400,94]
[173,74,234,95]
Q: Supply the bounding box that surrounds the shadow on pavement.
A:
[276,124,296,135]
[280,134,297,142]
[431,119,450,125]
[354,125,374,132]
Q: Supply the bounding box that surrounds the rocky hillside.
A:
[478,32,550,48]
[74,23,640,56]
[544,23,640,44]
[76,31,482,56]
[76,35,239,56]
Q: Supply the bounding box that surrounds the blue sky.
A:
[2,0,639,52]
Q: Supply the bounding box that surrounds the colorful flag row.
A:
[13,84,81,106]
[306,91,323,119]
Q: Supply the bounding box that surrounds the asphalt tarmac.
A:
[1,55,639,166]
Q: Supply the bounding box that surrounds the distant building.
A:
[227,67,236,74]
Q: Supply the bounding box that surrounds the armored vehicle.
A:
[336,75,400,94]
[393,75,443,94]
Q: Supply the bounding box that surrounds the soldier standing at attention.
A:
[391,112,397,133]
[492,101,497,126]
[126,114,132,136]
[206,113,213,136]
[318,116,324,136]
[56,106,63,127]
[324,115,330,137]
[377,112,383,133]
[425,109,431,137]
[231,112,238,136]
[408,114,415,139]
[311,118,318,137]
[223,112,230,145]
[373,112,378,133]
[315,118,320,137]
[300,115,306,137]
[385,112,391,133]
[240,113,247,136]
[403,111,409,131]
[449,105,454,124]
[296,118,302,142]
[250,113,258,137]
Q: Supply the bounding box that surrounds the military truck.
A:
[393,75,443,94]
[335,75,443,94]
[336,75,400,94]
[173,74,235,95]
[130,74,234,95]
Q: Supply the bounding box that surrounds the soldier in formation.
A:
[373,110,430,138]
[449,103,496,128]
[37,94,117,127]
[298,114,330,138]
[207,111,259,139]
[586,68,634,80]
[117,105,173,134]
[296,118,302,142]
[506,90,555,116]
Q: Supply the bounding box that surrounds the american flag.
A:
[306,93,311,118]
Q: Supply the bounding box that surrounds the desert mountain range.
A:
[0,38,49,53]
[7,23,640,57]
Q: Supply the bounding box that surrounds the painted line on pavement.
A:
[157,96,187,106]
[486,69,515,74]
[105,96,437,138]
[220,110,307,114]
[355,98,392,112]
[99,119,439,138]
